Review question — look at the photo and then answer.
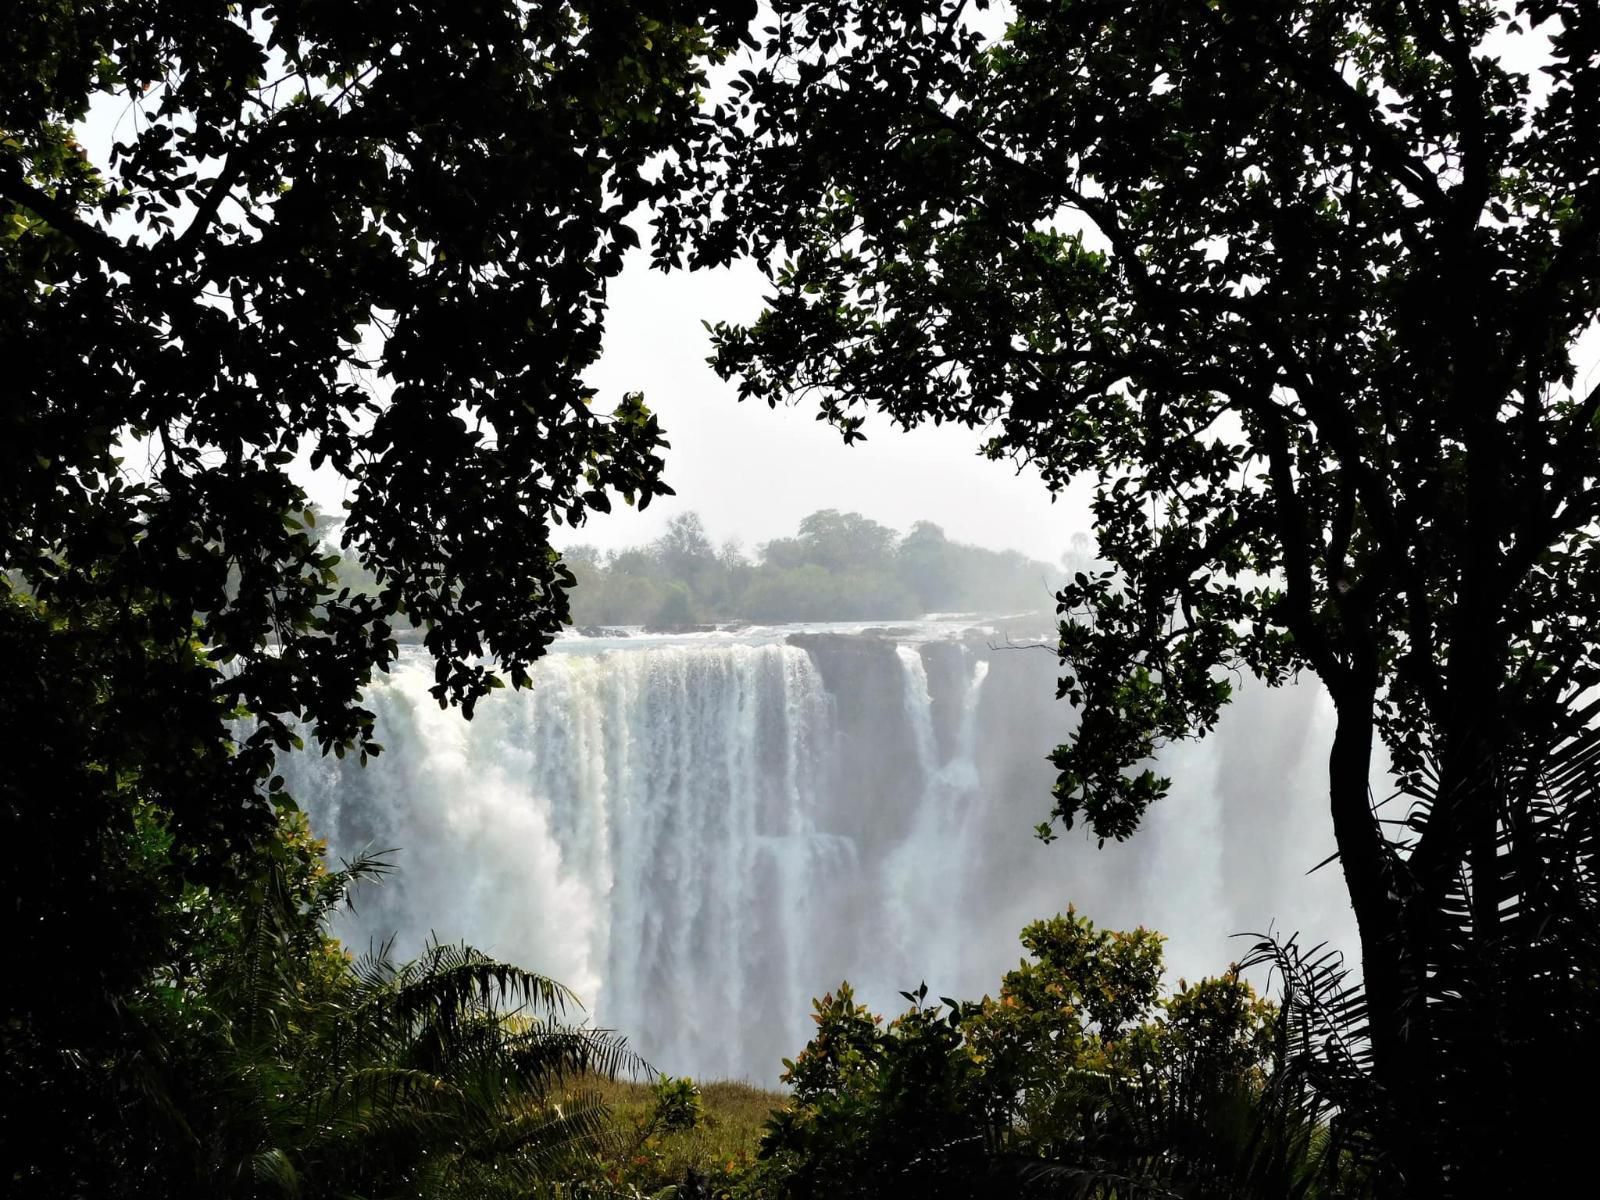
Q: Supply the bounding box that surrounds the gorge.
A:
[281,621,1355,1084]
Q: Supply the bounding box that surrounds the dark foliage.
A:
[30,819,637,1199]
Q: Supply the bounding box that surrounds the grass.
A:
[579,1075,786,1193]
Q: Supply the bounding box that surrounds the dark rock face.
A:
[788,632,924,849]
[785,630,1064,857]
[918,640,969,765]
[972,643,1069,879]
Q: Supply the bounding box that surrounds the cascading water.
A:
[883,646,990,992]
[281,622,1354,1083]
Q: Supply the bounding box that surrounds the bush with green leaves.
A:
[572,1076,780,1199]
[758,910,1347,1200]
[652,1076,706,1134]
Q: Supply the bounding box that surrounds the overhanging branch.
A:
[0,164,138,275]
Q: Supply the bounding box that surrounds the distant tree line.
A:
[561,509,1069,627]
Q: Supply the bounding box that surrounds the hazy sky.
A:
[576,253,1096,564]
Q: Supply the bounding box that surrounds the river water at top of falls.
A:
[279,620,1355,1083]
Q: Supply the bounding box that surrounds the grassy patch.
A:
[579,1076,785,1195]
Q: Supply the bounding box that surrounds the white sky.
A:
[573,253,1095,563]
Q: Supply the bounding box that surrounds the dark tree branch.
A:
[0,163,139,275]
[1501,373,1600,595]
[1411,0,1489,225]
[1205,5,1452,219]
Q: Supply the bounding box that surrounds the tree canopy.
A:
[697,0,1600,1189]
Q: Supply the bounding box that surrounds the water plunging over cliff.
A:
[280,622,1353,1082]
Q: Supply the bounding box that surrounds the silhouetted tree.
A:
[698,1,1600,1189]
[0,0,751,1191]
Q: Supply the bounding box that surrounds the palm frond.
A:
[249,1147,302,1198]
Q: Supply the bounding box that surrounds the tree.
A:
[2,0,751,1188]
[650,579,699,627]
[897,521,962,611]
[799,509,901,573]
[696,1,1600,1188]
[656,512,719,579]
[654,511,721,611]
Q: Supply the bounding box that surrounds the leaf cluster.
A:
[7,813,637,1199]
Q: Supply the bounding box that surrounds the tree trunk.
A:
[1326,685,1431,1191]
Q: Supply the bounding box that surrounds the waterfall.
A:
[281,625,1353,1083]
[884,647,990,991]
